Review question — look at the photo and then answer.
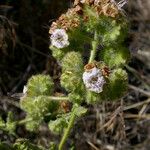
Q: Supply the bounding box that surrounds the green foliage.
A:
[48,105,87,134]
[72,105,87,118]
[6,112,16,135]
[61,51,84,73]
[83,6,99,32]
[102,19,128,45]
[48,114,70,134]
[26,75,54,97]
[61,51,85,104]
[25,119,41,132]
[12,1,130,149]
[49,142,57,150]
[68,29,92,51]
[50,45,67,61]
[0,142,13,150]
[86,68,128,103]
[99,46,130,68]
[13,139,44,150]
[97,68,128,101]
[86,91,101,104]
[20,96,59,131]
[0,112,16,135]
[107,68,128,100]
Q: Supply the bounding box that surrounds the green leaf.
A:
[20,96,59,131]
[26,74,54,97]
[99,46,130,68]
[25,118,41,132]
[48,113,70,134]
[101,68,128,101]
[13,139,44,150]
[73,105,87,117]
[50,45,66,61]
[86,91,101,104]
[6,112,16,135]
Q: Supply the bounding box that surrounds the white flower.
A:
[83,67,106,93]
[23,86,27,94]
[50,29,69,49]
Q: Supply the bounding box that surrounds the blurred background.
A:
[0,0,150,149]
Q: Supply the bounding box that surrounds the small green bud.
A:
[61,51,85,104]
[61,51,84,73]
[26,74,54,97]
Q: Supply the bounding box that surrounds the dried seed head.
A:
[101,66,110,77]
[84,63,97,71]
[93,1,119,17]
[49,6,82,34]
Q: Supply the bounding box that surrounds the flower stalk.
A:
[88,30,98,63]
[58,109,76,150]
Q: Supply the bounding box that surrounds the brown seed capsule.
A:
[84,63,97,71]
[60,101,71,113]
[101,66,110,77]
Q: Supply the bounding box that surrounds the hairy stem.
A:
[58,110,76,150]
[88,30,98,63]
[48,96,69,101]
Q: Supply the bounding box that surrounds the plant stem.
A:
[88,30,98,63]
[18,118,32,125]
[48,96,69,101]
[58,111,76,150]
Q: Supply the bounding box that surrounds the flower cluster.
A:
[49,0,124,34]
[83,63,106,93]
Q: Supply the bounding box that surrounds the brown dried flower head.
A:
[49,6,82,34]
[49,0,123,34]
